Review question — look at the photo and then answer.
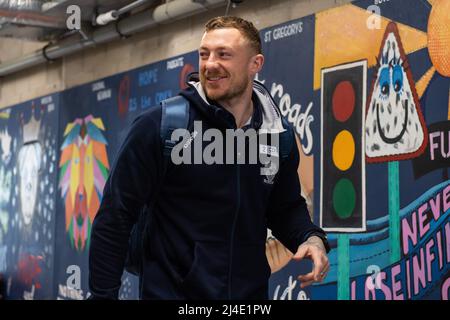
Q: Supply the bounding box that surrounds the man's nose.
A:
[204,54,219,69]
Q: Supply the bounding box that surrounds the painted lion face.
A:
[58,115,109,251]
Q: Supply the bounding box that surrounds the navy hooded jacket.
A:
[88,79,326,299]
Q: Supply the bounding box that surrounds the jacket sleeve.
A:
[88,109,162,299]
[266,138,326,254]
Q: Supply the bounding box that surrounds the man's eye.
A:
[219,52,230,57]
[199,52,208,58]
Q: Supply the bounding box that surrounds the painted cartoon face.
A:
[375,62,408,144]
[365,24,427,161]
[18,142,42,225]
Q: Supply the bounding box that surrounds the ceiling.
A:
[0,0,158,41]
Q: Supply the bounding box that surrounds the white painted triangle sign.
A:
[365,22,428,163]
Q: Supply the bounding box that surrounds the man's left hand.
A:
[293,236,330,288]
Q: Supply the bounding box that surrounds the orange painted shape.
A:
[92,140,110,169]
[416,66,436,98]
[88,191,100,223]
[428,0,450,77]
[314,4,428,90]
[332,130,355,171]
[59,144,73,166]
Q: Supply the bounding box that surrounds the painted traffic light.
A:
[320,61,367,232]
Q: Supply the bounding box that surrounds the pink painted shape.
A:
[425,238,436,283]
[84,115,93,123]
[444,185,450,213]
[379,272,392,300]
[436,230,444,269]
[442,277,450,300]
[59,163,72,192]
[402,212,417,255]
[418,203,430,239]
[391,265,404,300]
[365,277,376,300]
[412,249,426,295]
[446,223,450,264]
[429,193,441,221]
[93,160,106,192]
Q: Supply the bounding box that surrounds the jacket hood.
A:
[179,74,286,133]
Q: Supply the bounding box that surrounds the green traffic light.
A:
[332,178,356,219]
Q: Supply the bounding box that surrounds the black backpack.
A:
[124,95,295,276]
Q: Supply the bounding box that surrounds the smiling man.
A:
[88,16,329,300]
[199,22,260,128]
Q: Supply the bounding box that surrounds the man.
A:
[89,16,329,300]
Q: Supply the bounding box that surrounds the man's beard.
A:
[201,74,249,102]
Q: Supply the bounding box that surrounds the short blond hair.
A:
[205,16,262,54]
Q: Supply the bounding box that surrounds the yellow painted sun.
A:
[428,0,450,77]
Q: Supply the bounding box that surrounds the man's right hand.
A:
[266,237,293,274]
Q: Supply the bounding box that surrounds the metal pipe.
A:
[0,0,43,11]
[153,0,207,23]
[153,0,226,23]
[0,0,65,30]
[117,0,151,16]
[96,0,152,26]
[0,0,227,77]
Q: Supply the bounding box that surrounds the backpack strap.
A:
[160,95,190,159]
[126,95,190,278]
[279,117,295,162]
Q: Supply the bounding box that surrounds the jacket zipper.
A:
[228,163,240,299]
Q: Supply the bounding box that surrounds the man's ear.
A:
[250,54,264,74]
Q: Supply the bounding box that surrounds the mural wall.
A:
[54,52,198,300]
[0,52,198,299]
[0,0,448,300]
[0,96,59,299]
[264,0,449,300]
